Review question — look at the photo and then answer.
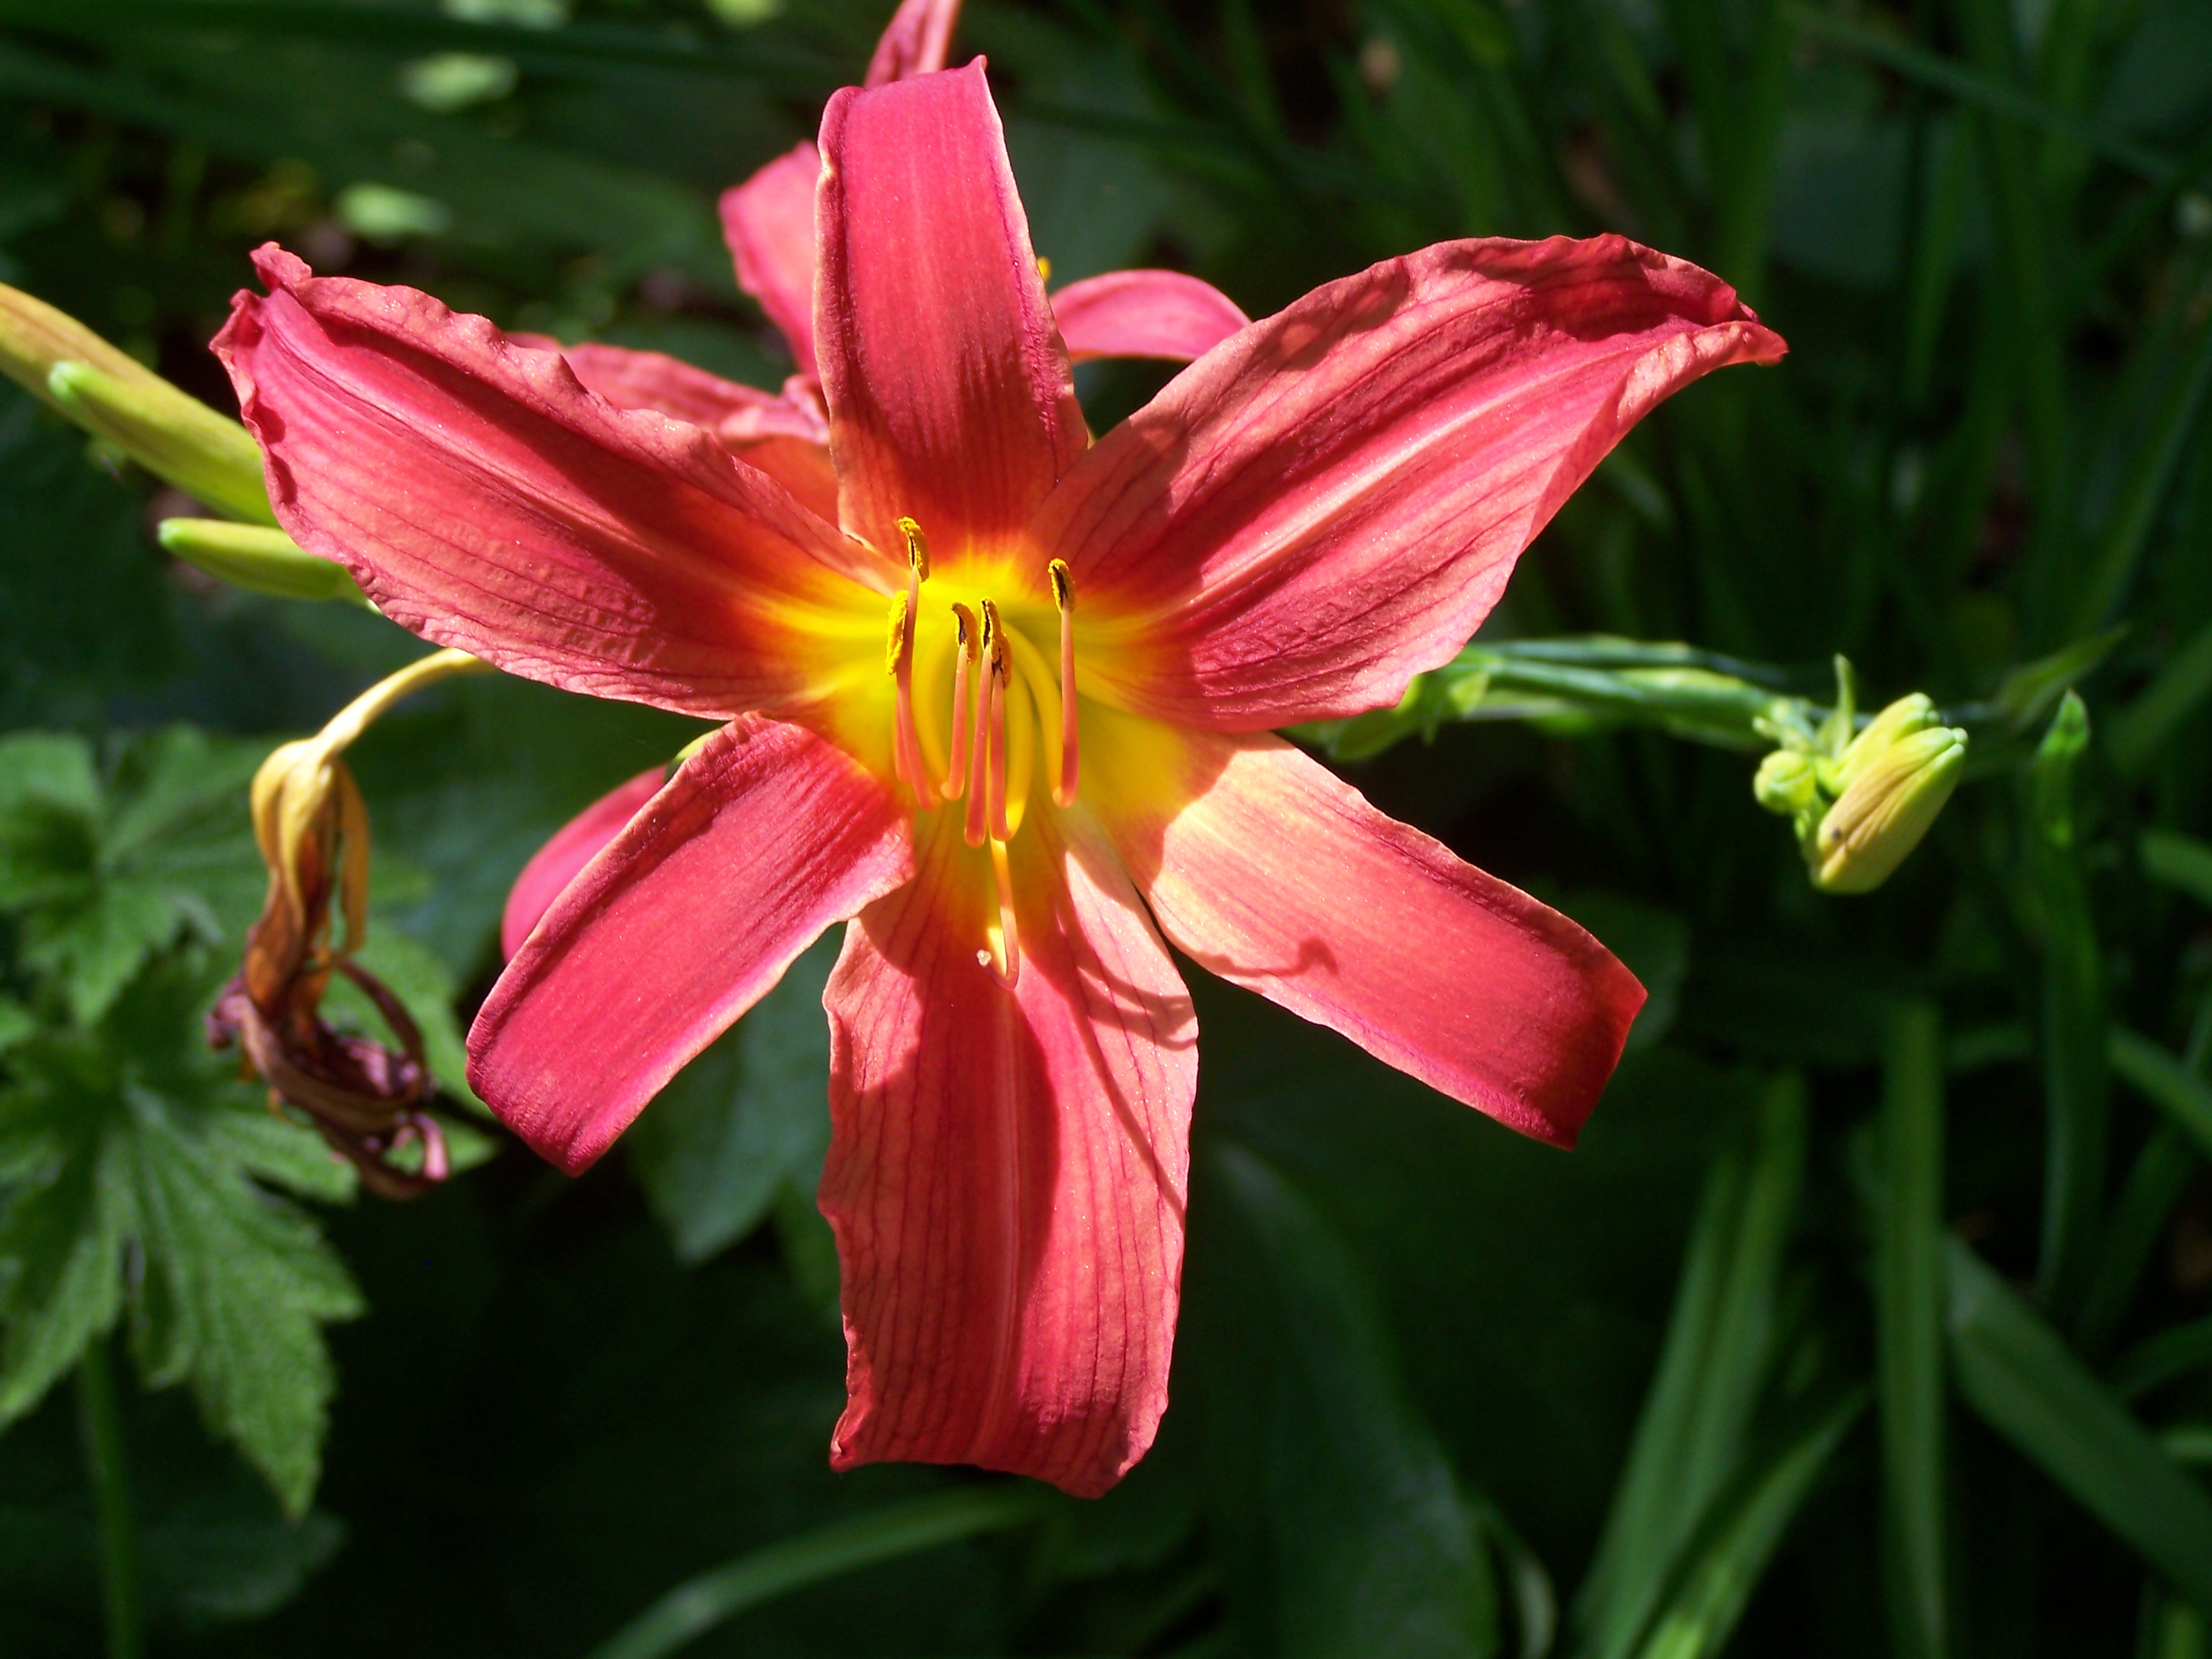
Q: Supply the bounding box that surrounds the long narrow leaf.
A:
[2109,1030,2212,1163]
[1573,1079,1806,1659]
[1632,1385,1870,1659]
[2143,830,2212,908]
[1876,1002,1947,1659]
[1947,1242,2212,1612]
[2028,695,2108,1322]
[585,1487,1046,1659]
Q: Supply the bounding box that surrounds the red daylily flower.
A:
[514,0,1249,529]
[214,60,1783,1495]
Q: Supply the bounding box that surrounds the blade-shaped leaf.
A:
[1947,1240,2212,1611]
[1875,1001,1946,1659]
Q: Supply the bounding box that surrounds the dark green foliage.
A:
[0,0,2209,1654]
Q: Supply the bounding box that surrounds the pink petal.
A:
[508,334,806,435]
[1038,235,1785,728]
[1089,719,1644,1148]
[1051,269,1250,364]
[504,335,840,521]
[720,144,821,382]
[498,768,664,961]
[469,716,913,1174]
[215,247,896,719]
[863,0,963,85]
[822,807,1195,1496]
[816,65,1087,562]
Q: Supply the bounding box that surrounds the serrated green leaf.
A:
[626,933,836,1264]
[0,1033,132,1424]
[0,726,264,1025]
[1947,1240,2212,1612]
[123,1088,364,1516]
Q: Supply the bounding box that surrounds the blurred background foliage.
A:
[0,0,2210,1655]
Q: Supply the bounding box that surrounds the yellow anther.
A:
[1048,558,1073,611]
[979,598,1004,670]
[950,601,979,660]
[884,589,910,675]
[896,515,929,581]
[1035,255,1051,283]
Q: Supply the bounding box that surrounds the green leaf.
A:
[2110,1316,2212,1403]
[1874,1001,1946,1659]
[1190,1139,1503,1659]
[626,933,837,1264]
[585,1486,1046,1659]
[0,958,363,1514]
[1946,1240,2212,1612]
[1573,1076,1805,1659]
[0,727,264,1025]
[1630,1385,1869,1659]
[2110,617,2212,775]
[2109,1029,2212,1162]
[2143,830,2212,908]
[2027,693,2108,1322]
[123,1089,364,1516]
[336,925,487,1117]
[0,1038,131,1425]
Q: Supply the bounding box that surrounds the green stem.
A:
[76,1338,140,1659]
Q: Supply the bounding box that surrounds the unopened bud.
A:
[0,282,275,525]
[158,518,364,604]
[1754,688,1967,895]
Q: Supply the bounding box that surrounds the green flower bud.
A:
[48,361,274,527]
[1753,749,1821,827]
[1752,685,1968,896]
[157,518,366,605]
[0,280,275,525]
[1809,717,1967,894]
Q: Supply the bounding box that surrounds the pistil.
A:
[963,600,998,848]
[1048,558,1079,806]
[984,837,1020,989]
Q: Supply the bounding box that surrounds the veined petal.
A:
[822,806,1194,1496]
[498,768,664,961]
[864,0,962,85]
[470,717,913,1174]
[1052,270,1250,364]
[720,143,821,381]
[817,65,1087,561]
[506,334,840,522]
[1039,235,1784,728]
[511,335,809,436]
[1089,715,1643,1148]
[216,247,898,719]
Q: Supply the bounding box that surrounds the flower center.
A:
[878,516,1084,989]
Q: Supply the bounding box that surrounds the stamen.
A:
[963,601,997,847]
[983,837,1021,990]
[896,515,930,583]
[941,602,977,799]
[1048,558,1079,806]
[885,589,937,809]
[1035,255,1051,284]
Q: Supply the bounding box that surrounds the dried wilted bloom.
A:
[209,650,483,1197]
